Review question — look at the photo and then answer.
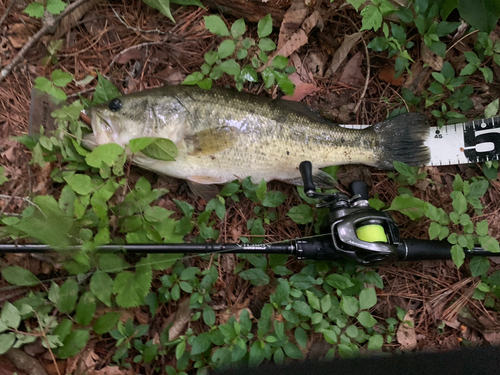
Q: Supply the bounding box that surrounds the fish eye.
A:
[109,98,122,112]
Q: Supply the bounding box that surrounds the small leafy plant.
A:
[183,14,296,94]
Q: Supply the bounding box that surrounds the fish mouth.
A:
[88,108,120,146]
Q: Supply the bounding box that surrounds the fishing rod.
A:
[0,161,497,265]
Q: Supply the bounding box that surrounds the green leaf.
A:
[340,295,359,316]
[220,181,240,196]
[85,143,124,168]
[24,2,45,18]
[63,174,93,195]
[237,49,248,60]
[141,138,177,161]
[360,5,383,31]
[231,18,246,38]
[469,257,490,277]
[129,137,157,153]
[93,74,120,104]
[347,0,365,11]
[46,0,66,15]
[485,99,499,118]
[93,312,121,334]
[90,270,113,307]
[359,287,377,310]
[113,261,152,308]
[219,59,240,76]
[218,39,236,59]
[476,220,489,237]
[368,333,384,350]
[99,254,130,273]
[451,191,467,215]
[283,342,303,359]
[479,235,500,253]
[287,204,314,224]
[387,194,426,219]
[51,69,72,87]
[58,330,89,359]
[451,244,465,268]
[203,305,215,326]
[182,72,203,85]
[325,274,354,289]
[75,292,96,326]
[457,0,500,33]
[58,279,79,314]
[204,15,229,36]
[239,268,269,286]
[205,51,219,66]
[239,65,257,82]
[0,333,16,355]
[1,303,20,329]
[191,332,211,355]
[292,300,312,317]
[2,266,40,286]
[257,14,273,38]
[305,290,320,311]
[357,311,377,328]
[258,38,276,52]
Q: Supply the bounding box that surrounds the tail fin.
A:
[373,113,430,169]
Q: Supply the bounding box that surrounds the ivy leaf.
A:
[1,266,40,286]
[204,15,229,36]
[113,260,153,308]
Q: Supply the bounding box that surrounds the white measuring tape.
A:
[339,116,500,166]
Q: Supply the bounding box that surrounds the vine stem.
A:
[0,0,92,83]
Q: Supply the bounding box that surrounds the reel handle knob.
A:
[299,161,316,197]
[349,180,369,200]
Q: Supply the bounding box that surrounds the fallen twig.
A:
[0,0,92,83]
[0,0,17,29]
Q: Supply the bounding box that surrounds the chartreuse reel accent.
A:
[0,161,498,265]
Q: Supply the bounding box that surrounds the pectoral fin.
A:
[186,176,223,201]
[185,126,238,156]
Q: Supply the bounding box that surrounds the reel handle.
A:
[299,161,316,197]
[349,180,369,200]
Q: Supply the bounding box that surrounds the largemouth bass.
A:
[88,85,430,188]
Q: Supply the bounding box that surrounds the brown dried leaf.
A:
[282,72,318,101]
[325,32,363,77]
[277,0,309,51]
[164,298,191,341]
[396,310,417,351]
[6,23,35,49]
[54,0,99,39]
[338,51,365,87]
[378,65,404,86]
[115,49,143,65]
[421,42,443,71]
